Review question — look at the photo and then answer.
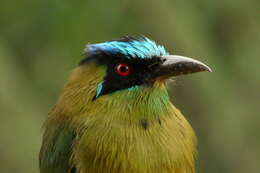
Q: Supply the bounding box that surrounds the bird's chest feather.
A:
[73,102,197,173]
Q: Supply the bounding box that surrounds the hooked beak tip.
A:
[199,63,212,73]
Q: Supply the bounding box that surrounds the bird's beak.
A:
[153,55,212,80]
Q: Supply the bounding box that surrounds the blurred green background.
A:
[0,0,259,173]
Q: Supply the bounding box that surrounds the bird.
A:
[39,36,211,173]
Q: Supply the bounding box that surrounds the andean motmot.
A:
[39,36,211,173]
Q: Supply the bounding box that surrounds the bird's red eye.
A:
[115,63,131,76]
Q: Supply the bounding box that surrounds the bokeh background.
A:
[0,0,259,173]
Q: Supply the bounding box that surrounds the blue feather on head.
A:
[85,36,169,59]
[83,36,170,98]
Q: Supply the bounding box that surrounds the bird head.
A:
[77,36,211,101]
[45,37,212,173]
[57,36,212,116]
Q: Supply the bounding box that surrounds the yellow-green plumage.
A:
[39,37,211,173]
[40,63,196,173]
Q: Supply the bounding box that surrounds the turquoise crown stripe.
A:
[85,37,169,59]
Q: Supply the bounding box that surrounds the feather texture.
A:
[39,121,76,173]
[85,37,169,59]
[40,63,197,173]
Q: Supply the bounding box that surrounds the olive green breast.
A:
[71,85,197,173]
